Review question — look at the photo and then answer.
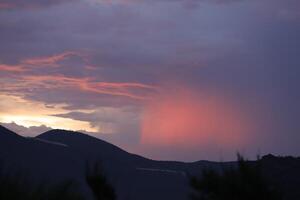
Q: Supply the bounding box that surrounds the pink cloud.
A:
[21,75,159,100]
[0,51,88,75]
[22,51,88,67]
[0,0,77,10]
[0,64,27,72]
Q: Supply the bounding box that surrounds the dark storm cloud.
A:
[0,0,77,10]
[0,0,300,160]
[1,0,299,103]
[0,0,243,11]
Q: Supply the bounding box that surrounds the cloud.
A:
[18,74,158,100]
[0,73,159,111]
[52,107,142,148]
[0,64,26,72]
[88,0,244,6]
[1,49,159,104]
[0,122,51,137]
[0,0,300,161]
[0,50,159,108]
[0,0,77,10]
[0,0,245,11]
[22,51,88,67]
[0,51,87,74]
[0,2,14,9]
[0,93,98,132]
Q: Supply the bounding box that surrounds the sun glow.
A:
[0,94,98,133]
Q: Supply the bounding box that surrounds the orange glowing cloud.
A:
[22,51,88,67]
[21,75,159,100]
[0,51,88,75]
[0,64,26,72]
[0,94,97,133]
[141,87,253,149]
[81,82,159,100]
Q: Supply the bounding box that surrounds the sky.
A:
[0,0,299,161]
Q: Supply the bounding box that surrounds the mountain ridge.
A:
[1,125,300,200]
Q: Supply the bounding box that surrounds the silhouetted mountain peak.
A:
[37,129,99,144]
[1,125,300,200]
[37,129,105,143]
[44,129,79,134]
[0,125,20,137]
[36,129,129,157]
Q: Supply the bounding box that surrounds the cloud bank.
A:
[0,0,299,161]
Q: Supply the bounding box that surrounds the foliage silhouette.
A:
[189,154,283,200]
[0,160,84,200]
[0,160,115,200]
[86,162,116,200]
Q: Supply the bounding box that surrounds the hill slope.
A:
[0,126,198,200]
[1,125,300,200]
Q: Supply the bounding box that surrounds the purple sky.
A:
[0,0,299,161]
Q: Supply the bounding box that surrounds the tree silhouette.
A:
[190,154,282,200]
[86,162,116,200]
[0,160,84,200]
[0,159,115,200]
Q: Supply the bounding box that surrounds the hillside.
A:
[1,125,299,200]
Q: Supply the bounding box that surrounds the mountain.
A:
[0,126,201,200]
[0,124,23,143]
[0,126,83,182]
[1,125,300,200]
[35,129,209,200]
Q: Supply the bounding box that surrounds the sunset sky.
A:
[0,0,299,161]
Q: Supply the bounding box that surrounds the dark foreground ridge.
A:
[0,125,299,200]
